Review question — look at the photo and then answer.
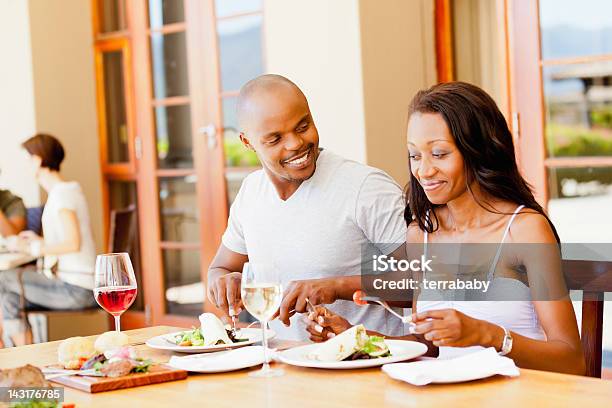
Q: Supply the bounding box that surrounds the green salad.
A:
[172,327,248,347]
[344,335,391,360]
[173,327,206,347]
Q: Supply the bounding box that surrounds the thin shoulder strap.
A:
[423,210,429,260]
[488,205,525,279]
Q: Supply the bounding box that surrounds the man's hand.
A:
[277,277,339,326]
[208,272,243,317]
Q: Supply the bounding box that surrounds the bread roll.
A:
[94,331,129,353]
[58,337,95,369]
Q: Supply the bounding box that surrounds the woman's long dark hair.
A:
[404,81,560,243]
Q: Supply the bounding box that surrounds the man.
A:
[208,74,407,340]
[0,187,26,237]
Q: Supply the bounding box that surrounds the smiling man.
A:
[207,74,407,340]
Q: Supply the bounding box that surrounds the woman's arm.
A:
[413,212,585,375]
[501,212,584,374]
[482,300,584,375]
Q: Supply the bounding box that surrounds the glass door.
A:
[147,0,205,319]
[215,0,264,205]
[93,1,146,327]
[507,0,612,376]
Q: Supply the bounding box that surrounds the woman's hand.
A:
[18,230,42,242]
[305,305,352,342]
[411,309,503,348]
[6,233,39,253]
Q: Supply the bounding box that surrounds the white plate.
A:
[145,328,276,353]
[167,346,268,373]
[277,340,427,369]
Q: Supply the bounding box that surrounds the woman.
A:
[306,82,585,375]
[0,134,96,346]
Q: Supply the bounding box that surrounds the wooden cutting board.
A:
[49,365,187,393]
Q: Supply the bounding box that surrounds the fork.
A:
[356,292,417,333]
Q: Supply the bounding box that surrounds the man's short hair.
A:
[237,74,305,130]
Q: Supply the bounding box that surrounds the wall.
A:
[263,0,367,163]
[359,0,437,186]
[263,0,437,186]
[28,0,103,252]
[453,0,508,115]
[0,0,39,206]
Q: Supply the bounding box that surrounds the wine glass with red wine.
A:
[94,253,138,332]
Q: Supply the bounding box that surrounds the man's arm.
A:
[207,244,248,317]
[277,243,411,325]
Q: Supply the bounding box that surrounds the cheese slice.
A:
[198,313,233,346]
[308,324,369,361]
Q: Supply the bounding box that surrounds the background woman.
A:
[306,82,585,375]
[0,134,96,346]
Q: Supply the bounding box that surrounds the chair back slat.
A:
[562,259,610,378]
[580,292,604,378]
[108,205,136,253]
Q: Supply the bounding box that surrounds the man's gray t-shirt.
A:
[222,149,407,340]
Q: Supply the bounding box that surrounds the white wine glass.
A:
[94,253,138,332]
[241,262,284,378]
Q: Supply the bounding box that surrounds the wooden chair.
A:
[563,258,612,378]
[108,204,138,256]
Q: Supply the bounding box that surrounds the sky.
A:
[540,0,612,29]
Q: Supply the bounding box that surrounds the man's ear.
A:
[239,133,255,152]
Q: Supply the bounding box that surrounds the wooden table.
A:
[1,326,611,407]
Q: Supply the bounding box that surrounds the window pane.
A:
[98,0,127,33]
[108,180,143,311]
[148,0,185,28]
[543,63,612,158]
[150,31,190,98]
[547,167,612,242]
[215,0,261,18]
[539,0,612,60]
[163,249,203,315]
[158,176,199,242]
[222,96,238,130]
[218,15,264,91]
[154,105,193,169]
[102,51,129,163]
[221,97,259,205]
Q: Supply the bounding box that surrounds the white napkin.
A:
[168,346,276,373]
[382,347,520,386]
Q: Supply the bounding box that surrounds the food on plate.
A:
[0,365,60,407]
[0,364,51,388]
[80,346,153,378]
[57,336,95,369]
[57,333,152,377]
[94,330,129,353]
[308,324,391,361]
[170,313,248,346]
